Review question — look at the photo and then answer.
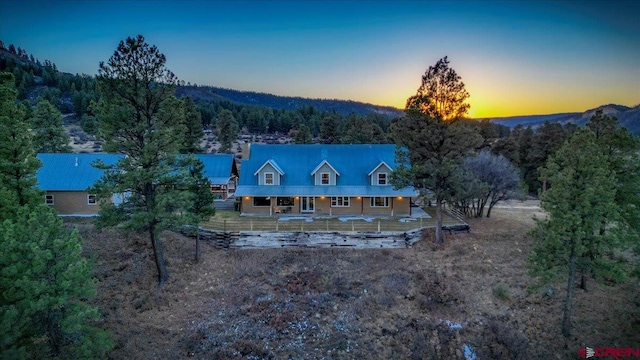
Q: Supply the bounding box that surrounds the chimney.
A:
[241,142,251,159]
[74,157,78,167]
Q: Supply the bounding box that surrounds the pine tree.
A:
[391,57,481,244]
[181,156,216,262]
[319,112,341,144]
[30,98,71,153]
[528,129,630,337]
[216,109,238,153]
[179,96,204,153]
[405,56,470,121]
[294,124,313,144]
[0,206,113,358]
[92,35,198,287]
[0,72,42,216]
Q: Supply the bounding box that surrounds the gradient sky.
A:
[1,0,638,117]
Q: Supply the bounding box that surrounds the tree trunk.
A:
[580,273,587,291]
[149,223,169,288]
[562,246,577,337]
[486,204,493,218]
[195,224,200,262]
[435,200,443,244]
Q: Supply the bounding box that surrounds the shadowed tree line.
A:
[0,72,112,358]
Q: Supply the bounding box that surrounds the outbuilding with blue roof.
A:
[37,153,238,215]
[37,153,123,216]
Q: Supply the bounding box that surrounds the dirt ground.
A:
[71,203,639,359]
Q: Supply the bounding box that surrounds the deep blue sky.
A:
[1,0,638,116]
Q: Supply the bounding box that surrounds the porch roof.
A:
[235,185,417,197]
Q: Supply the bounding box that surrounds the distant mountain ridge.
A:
[1,45,636,133]
[176,85,404,118]
[486,104,640,135]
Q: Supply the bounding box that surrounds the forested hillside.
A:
[487,104,640,135]
[0,44,400,143]
[176,85,403,117]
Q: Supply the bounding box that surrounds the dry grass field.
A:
[70,202,639,359]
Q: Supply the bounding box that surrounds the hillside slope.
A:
[176,85,404,117]
[487,104,639,134]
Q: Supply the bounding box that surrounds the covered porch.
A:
[238,195,414,217]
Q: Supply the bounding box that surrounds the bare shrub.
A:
[493,282,510,300]
[380,273,411,297]
[474,317,530,359]
[415,269,462,312]
[228,249,279,278]
[452,241,469,256]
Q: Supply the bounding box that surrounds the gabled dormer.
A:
[311,160,340,186]
[368,161,392,186]
[254,159,284,185]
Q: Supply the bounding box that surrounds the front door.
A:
[301,196,315,213]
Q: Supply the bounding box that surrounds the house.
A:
[235,144,417,216]
[194,154,239,200]
[37,153,239,216]
[36,153,122,216]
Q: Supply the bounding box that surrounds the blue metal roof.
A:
[37,153,123,191]
[193,154,236,185]
[37,153,236,191]
[236,144,417,197]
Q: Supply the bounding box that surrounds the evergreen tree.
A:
[528,129,630,337]
[391,57,481,244]
[92,35,197,286]
[0,72,42,215]
[216,109,238,153]
[294,124,313,144]
[0,206,112,358]
[181,156,216,262]
[526,121,569,192]
[179,96,204,153]
[405,56,470,121]
[584,109,640,281]
[319,111,341,144]
[30,98,71,153]
[341,114,386,144]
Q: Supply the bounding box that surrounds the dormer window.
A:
[378,173,387,185]
[311,160,339,186]
[264,172,274,185]
[321,172,330,185]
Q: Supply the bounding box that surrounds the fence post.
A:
[352,221,354,232]
[326,219,329,231]
[378,220,380,232]
[276,218,279,231]
[250,219,253,231]
[224,219,227,232]
[420,217,423,227]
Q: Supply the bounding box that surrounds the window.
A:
[321,172,330,185]
[253,197,271,207]
[277,197,294,206]
[45,194,54,205]
[377,173,387,185]
[88,194,97,205]
[370,197,389,207]
[331,197,350,207]
[264,172,274,185]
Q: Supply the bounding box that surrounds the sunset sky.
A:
[1,0,638,118]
